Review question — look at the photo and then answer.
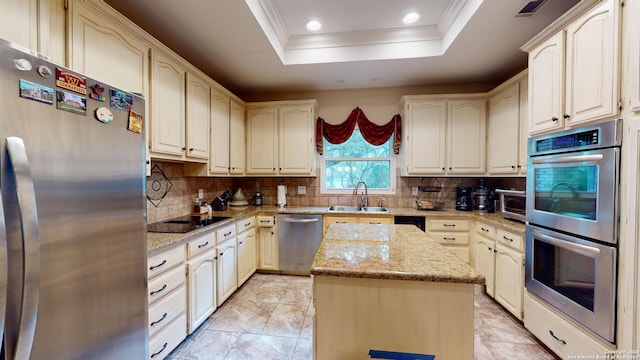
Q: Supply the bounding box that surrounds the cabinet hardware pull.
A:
[443,224,456,227]
[220,252,224,256]
[443,237,456,241]
[239,241,244,245]
[182,147,186,151]
[151,342,168,358]
[511,165,516,169]
[150,284,167,296]
[517,165,522,168]
[149,259,167,270]
[563,114,570,119]
[549,330,567,345]
[189,148,194,151]
[198,241,209,248]
[150,313,168,327]
[224,231,232,236]
[551,117,558,122]
[503,236,514,242]
[336,221,347,224]
[481,227,489,232]
[245,222,250,227]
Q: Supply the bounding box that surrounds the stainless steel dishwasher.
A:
[278,214,323,275]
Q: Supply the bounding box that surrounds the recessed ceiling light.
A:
[402,12,420,24]
[306,20,322,32]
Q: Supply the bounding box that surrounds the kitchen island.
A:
[311,223,484,360]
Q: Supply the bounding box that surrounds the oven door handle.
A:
[531,229,600,258]
[531,154,603,164]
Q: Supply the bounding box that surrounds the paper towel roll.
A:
[277,185,287,207]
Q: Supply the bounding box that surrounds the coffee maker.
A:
[456,187,472,211]
[473,179,490,211]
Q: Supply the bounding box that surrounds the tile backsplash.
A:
[146,161,525,224]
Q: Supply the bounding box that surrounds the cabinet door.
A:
[217,238,238,305]
[246,108,277,174]
[495,243,524,320]
[0,0,38,52]
[518,77,529,174]
[488,83,520,175]
[187,252,216,334]
[565,0,619,125]
[150,49,186,157]
[229,99,246,175]
[258,226,278,270]
[237,228,257,286]
[279,105,315,175]
[185,72,210,160]
[447,99,486,174]
[402,100,447,175]
[210,89,231,174]
[475,237,495,297]
[528,32,565,135]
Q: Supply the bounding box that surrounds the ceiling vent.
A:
[516,0,546,16]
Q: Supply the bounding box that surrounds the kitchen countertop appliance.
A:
[473,179,490,211]
[456,187,472,211]
[495,189,526,222]
[278,214,323,275]
[0,38,147,359]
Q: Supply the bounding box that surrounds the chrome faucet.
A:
[353,181,368,209]
[549,182,579,211]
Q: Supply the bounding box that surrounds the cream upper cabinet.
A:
[229,99,246,175]
[527,0,620,135]
[447,99,486,175]
[185,72,210,160]
[210,88,231,174]
[278,104,316,175]
[246,100,317,176]
[401,99,447,175]
[487,72,528,175]
[1,0,65,63]
[401,95,485,176]
[150,48,186,158]
[246,107,278,174]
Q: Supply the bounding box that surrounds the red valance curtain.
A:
[315,107,402,155]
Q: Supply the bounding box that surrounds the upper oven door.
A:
[526,147,619,244]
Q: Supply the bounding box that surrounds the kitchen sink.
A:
[327,205,389,213]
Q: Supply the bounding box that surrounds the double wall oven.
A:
[525,119,621,344]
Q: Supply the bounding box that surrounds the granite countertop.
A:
[146,205,525,256]
[310,223,485,284]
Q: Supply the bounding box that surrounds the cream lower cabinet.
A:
[475,222,525,320]
[426,218,471,263]
[216,224,238,304]
[246,100,318,176]
[257,216,278,270]
[186,232,217,334]
[237,217,257,286]
[147,246,187,360]
[401,95,486,176]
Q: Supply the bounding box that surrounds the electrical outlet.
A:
[298,186,306,195]
[198,189,203,199]
[412,187,418,196]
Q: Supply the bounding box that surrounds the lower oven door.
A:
[525,225,617,343]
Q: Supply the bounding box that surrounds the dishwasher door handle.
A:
[281,218,320,223]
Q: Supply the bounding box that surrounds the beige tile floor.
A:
[166,273,558,360]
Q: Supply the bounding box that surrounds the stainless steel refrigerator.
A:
[0,38,148,359]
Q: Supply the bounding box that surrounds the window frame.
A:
[319,130,396,195]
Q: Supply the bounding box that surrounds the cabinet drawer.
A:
[148,265,185,305]
[187,232,216,259]
[442,246,470,264]
[236,217,255,233]
[496,229,524,252]
[524,293,612,358]
[428,219,470,232]
[475,222,496,238]
[359,217,392,225]
[430,232,469,245]
[217,224,236,242]
[149,285,186,338]
[149,313,187,360]
[257,216,275,227]
[148,246,185,280]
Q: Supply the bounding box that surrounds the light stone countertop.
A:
[311,223,485,284]
[147,205,525,256]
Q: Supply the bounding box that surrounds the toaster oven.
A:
[495,189,526,222]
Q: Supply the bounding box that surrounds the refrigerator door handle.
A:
[6,136,40,360]
[0,191,6,354]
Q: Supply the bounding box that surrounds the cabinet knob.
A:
[563,114,570,119]
[517,165,522,168]
[189,148,194,152]
[146,160,150,165]
[449,167,452,170]
[511,165,516,169]
[551,117,558,122]
[181,147,186,151]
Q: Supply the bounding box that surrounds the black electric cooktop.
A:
[147,215,231,233]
